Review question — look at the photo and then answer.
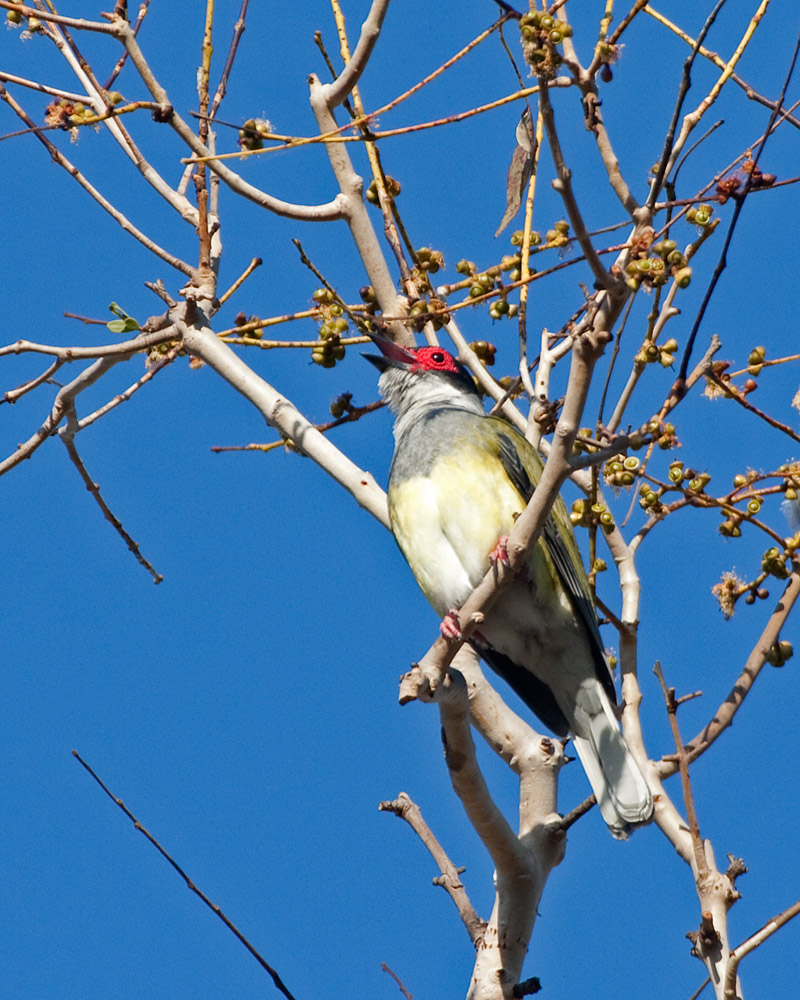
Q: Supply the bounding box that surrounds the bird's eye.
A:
[431,351,445,364]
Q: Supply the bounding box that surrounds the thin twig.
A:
[0,69,87,103]
[210,399,385,454]
[0,0,115,32]
[686,977,711,1000]
[704,368,800,446]
[2,359,65,405]
[646,0,728,211]
[209,0,249,120]
[381,963,413,1000]
[185,79,571,164]
[103,0,151,91]
[535,81,614,290]
[653,662,707,877]
[645,4,800,131]
[0,83,195,277]
[556,794,597,831]
[70,344,182,432]
[0,327,180,361]
[0,356,121,478]
[72,750,298,1000]
[678,23,800,381]
[217,257,263,306]
[61,409,163,584]
[658,564,800,774]
[379,793,486,945]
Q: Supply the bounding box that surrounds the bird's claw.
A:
[489,535,510,567]
[439,609,463,640]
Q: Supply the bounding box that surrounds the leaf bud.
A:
[767,640,793,667]
[668,461,684,483]
[674,267,692,288]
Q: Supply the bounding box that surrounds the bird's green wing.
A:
[489,418,616,701]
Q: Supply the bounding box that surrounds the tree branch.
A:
[177,322,390,527]
[110,17,348,222]
[61,407,163,583]
[0,84,195,276]
[72,750,298,1000]
[724,897,800,998]
[379,790,486,946]
[322,0,391,109]
[658,562,800,775]
[536,82,615,290]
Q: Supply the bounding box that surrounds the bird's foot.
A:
[489,535,510,567]
[439,609,463,641]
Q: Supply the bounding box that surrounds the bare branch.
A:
[0,1,115,32]
[653,663,707,876]
[646,0,729,210]
[68,344,182,432]
[102,0,152,91]
[110,17,347,222]
[381,963,414,1000]
[536,82,616,290]
[658,0,772,179]
[208,0,249,120]
[704,369,800,445]
[61,408,163,583]
[0,70,87,103]
[0,84,195,277]
[72,750,298,1000]
[0,356,122,478]
[379,791,486,945]
[177,322,390,527]
[0,327,180,361]
[677,24,800,381]
[724,897,800,997]
[645,4,800,130]
[657,563,800,775]
[436,662,528,875]
[2,359,65,405]
[217,257,263,306]
[322,0,391,109]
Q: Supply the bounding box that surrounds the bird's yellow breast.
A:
[388,451,525,615]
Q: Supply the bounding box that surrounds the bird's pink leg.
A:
[439,609,462,640]
[489,535,510,566]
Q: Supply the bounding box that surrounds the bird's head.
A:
[364,335,480,420]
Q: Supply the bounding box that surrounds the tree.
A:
[2,1,799,997]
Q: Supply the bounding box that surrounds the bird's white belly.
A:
[389,461,597,712]
[480,576,598,709]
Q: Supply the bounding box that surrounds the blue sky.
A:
[2,2,800,998]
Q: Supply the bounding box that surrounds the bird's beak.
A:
[362,333,416,372]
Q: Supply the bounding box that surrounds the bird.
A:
[365,335,653,838]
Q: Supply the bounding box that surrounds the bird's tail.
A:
[571,681,653,839]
